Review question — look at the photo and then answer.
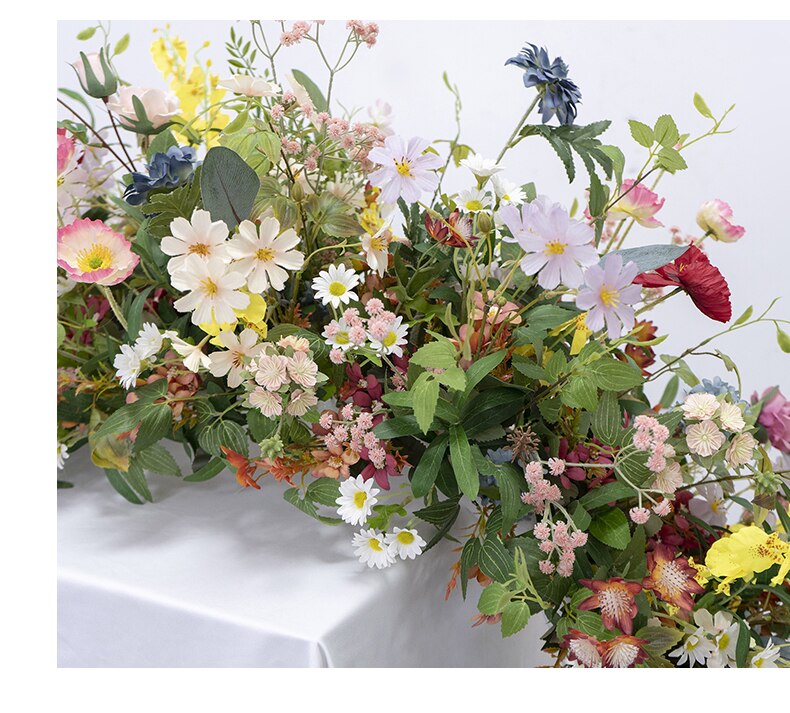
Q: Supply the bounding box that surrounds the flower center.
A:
[368,537,383,552]
[394,159,412,177]
[599,286,620,308]
[189,242,211,256]
[383,331,397,347]
[465,200,484,211]
[328,281,347,296]
[544,240,567,256]
[76,243,114,272]
[256,247,275,262]
[396,531,415,545]
[335,331,350,345]
[370,236,386,251]
[353,491,367,508]
[201,278,219,297]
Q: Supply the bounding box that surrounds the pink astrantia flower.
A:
[608,179,665,228]
[686,420,725,458]
[367,135,442,204]
[499,199,597,289]
[576,254,641,339]
[629,507,651,525]
[696,199,745,243]
[57,218,139,285]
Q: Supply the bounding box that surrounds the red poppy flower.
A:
[642,543,705,611]
[578,577,642,635]
[633,245,731,322]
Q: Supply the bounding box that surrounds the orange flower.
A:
[578,577,642,635]
[642,543,704,611]
[220,446,260,490]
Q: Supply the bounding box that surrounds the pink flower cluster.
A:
[632,414,672,473]
[521,462,561,512]
[347,20,379,46]
[319,405,381,460]
[325,300,401,365]
[534,520,588,577]
[280,21,311,46]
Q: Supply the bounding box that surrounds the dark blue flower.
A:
[124,146,196,205]
[505,43,582,125]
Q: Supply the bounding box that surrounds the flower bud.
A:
[106,86,180,135]
[290,180,305,203]
[476,211,493,235]
[71,50,118,98]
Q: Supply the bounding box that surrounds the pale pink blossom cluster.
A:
[325,301,407,365]
[280,21,311,46]
[319,405,384,466]
[534,520,588,577]
[632,415,674,473]
[629,506,651,524]
[347,20,379,46]
[521,462,562,512]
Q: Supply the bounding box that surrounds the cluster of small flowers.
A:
[323,297,409,364]
[319,403,382,462]
[681,392,756,466]
[280,20,311,46]
[346,20,379,47]
[521,461,561,512]
[114,323,179,389]
[630,414,683,516]
[533,519,588,577]
[245,335,323,418]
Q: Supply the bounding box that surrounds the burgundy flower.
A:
[642,543,704,611]
[578,577,642,635]
[359,447,400,490]
[633,245,731,322]
[599,635,649,668]
[340,363,383,408]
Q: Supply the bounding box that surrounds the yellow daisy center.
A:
[335,331,350,345]
[328,281,347,297]
[395,159,412,177]
[368,537,383,552]
[201,278,219,297]
[544,240,567,256]
[256,247,275,261]
[383,331,397,347]
[599,286,621,308]
[353,491,367,508]
[188,242,210,256]
[76,243,114,272]
[396,531,415,545]
[465,200,484,211]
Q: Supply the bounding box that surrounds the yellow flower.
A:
[687,557,712,587]
[705,525,790,590]
[199,293,268,346]
[570,313,592,355]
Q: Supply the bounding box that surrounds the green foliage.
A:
[200,146,260,229]
[290,69,329,112]
[449,425,478,500]
[604,244,688,274]
[411,435,448,497]
[589,508,631,550]
[142,168,203,238]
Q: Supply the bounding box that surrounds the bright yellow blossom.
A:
[705,525,790,591]
[199,293,268,346]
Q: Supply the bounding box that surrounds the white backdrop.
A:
[57,20,789,398]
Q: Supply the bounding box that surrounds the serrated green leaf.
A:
[589,508,631,550]
[136,443,181,477]
[305,478,340,506]
[656,146,688,173]
[105,469,144,504]
[653,114,679,148]
[462,349,506,398]
[501,601,531,637]
[411,339,457,369]
[592,390,622,445]
[628,120,654,148]
[589,359,643,391]
[450,425,478,500]
[413,373,440,434]
[477,582,511,615]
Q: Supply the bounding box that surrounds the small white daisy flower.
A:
[384,527,426,560]
[669,628,716,668]
[312,264,360,308]
[368,316,409,357]
[170,337,211,373]
[57,443,69,471]
[491,175,525,205]
[323,318,355,352]
[134,323,164,360]
[459,152,504,178]
[751,642,782,668]
[352,528,395,569]
[113,343,142,389]
[457,187,492,213]
[336,475,379,526]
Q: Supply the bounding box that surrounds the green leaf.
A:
[589,358,643,391]
[290,69,329,113]
[479,536,513,583]
[434,366,466,392]
[57,322,66,347]
[77,26,97,40]
[449,425,478,500]
[146,130,177,161]
[589,508,631,550]
[305,478,341,506]
[635,625,685,657]
[413,496,461,526]
[599,145,625,187]
[732,305,753,326]
[183,457,226,482]
[372,415,423,439]
[94,402,150,439]
[198,419,248,457]
[735,618,750,668]
[776,325,790,353]
[200,146,259,229]
[114,33,130,56]
[136,442,181,477]
[477,582,511,615]
[413,373,440,435]
[512,356,547,381]
[659,375,680,409]
[538,396,561,423]
[247,409,278,443]
[653,114,679,148]
[570,501,592,530]
[656,146,688,173]
[501,601,531,638]
[561,373,599,412]
[125,461,153,503]
[410,339,457,370]
[134,404,172,451]
[579,481,636,510]
[461,387,524,435]
[460,538,481,598]
[592,390,621,445]
[411,435,449,497]
[495,463,524,533]
[693,92,714,120]
[462,350,506,398]
[125,287,154,343]
[544,350,568,381]
[105,469,144,504]
[628,120,654,148]
[604,244,688,274]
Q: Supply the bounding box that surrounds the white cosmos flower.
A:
[312,264,360,308]
[170,337,211,373]
[208,329,265,388]
[491,175,525,206]
[113,344,142,389]
[459,152,504,178]
[457,188,492,213]
[161,209,231,282]
[368,316,409,357]
[336,475,379,526]
[218,74,281,97]
[384,528,426,560]
[669,628,716,667]
[351,529,395,569]
[360,222,392,277]
[57,443,69,471]
[688,482,729,527]
[367,135,442,204]
[172,255,250,326]
[751,642,782,668]
[227,217,304,293]
[134,323,164,360]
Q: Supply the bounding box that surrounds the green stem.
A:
[99,285,128,332]
[496,93,540,163]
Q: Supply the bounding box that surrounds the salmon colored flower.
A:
[578,577,642,634]
[220,446,260,490]
[642,543,704,611]
[633,245,732,323]
[311,443,360,479]
[57,218,139,285]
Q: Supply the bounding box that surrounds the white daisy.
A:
[459,152,504,178]
[208,328,265,388]
[161,209,230,281]
[134,323,164,360]
[669,628,716,667]
[384,528,426,560]
[491,175,525,206]
[312,264,360,308]
[170,337,211,373]
[351,528,395,569]
[57,443,69,471]
[172,255,250,326]
[113,343,142,389]
[707,619,740,668]
[751,642,782,668]
[456,188,492,213]
[323,318,355,352]
[336,475,379,526]
[368,316,409,357]
[226,217,304,293]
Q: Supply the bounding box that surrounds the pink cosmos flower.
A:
[57,218,139,285]
[608,179,665,228]
[696,199,745,243]
[753,387,790,453]
[576,254,641,339]
[367,135,442,204]
[499,198,597,289]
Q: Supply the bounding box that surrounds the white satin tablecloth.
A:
[58,447,550,667]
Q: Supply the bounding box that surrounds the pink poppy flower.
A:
[57,218,139,285]
[608,179,665,228]
[696,199,745,243]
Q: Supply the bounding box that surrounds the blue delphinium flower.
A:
[689,376,741,402]
[505,43,582,125]
[124,146,196,205]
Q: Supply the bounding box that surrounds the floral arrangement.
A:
[57,21,790,668]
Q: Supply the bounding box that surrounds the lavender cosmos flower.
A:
[576,254,641,339]
[124,145,196,205]
[506,43,582,125]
